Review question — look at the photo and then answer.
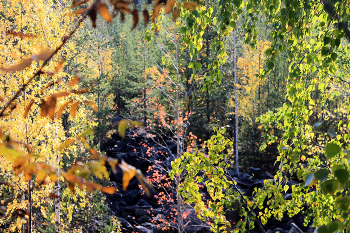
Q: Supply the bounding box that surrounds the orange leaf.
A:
[50,92,70,98]
[153,3,162,19]
[71,88,89,94]
[172,8,179,22]
[143,9,150,27]
[132,9,139,30]
[107,157,118,174]
[24,163,38,182]
[40,100,48,117]
[71,0,89,8]
[23,100,35,119]
[48,193,60,199]
[165,0,175,14]
[31,50,54,61]
[49,173,58,183]
[83,100,98,111]
[1,58,32,72]
[183,2,198,10]
[89,148,99,159]
[68,182,75,194]
[97,2,112,23]
[119,160,136,190]
[55,59,65,73]
[68,75,81,87]
[71,7,89,15]
[57,99,73,119]
[47,97,57,121]
[100,186,116,194]
[6,30,36,38]
[70,101,80,118]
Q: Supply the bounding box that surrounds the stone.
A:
[118,218,133,231]
[137,215,150,224]
[248,167,262,179]
[135,226,153,233]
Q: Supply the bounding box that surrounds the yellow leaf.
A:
[36,169,47,184]
[83,100,98,111]
[70,101,80,118]
[118,119,129,138]
[89,148,99,159]
[97,2,112,23]
[286,25,293,32]
[57,99,73,119]
[130,120,144,129]
[49,173,58,183]
[23,100,35,119]
[58,138,76,150]
[119,160,136,190]
[107,158,118,174]
[100,186,116,194]
[80,128,95,137]
[24,163,38,182]
[1,58,32,72]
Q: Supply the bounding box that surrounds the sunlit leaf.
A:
[23,100,35,119]
[31,50,54,61]
[84,100,98,111]
[165,0,175,14]
[24,163,38,182]
[47,97,57,121]
[183,2,198,10]
[1,58,32,72]
[119,160,136,190]
[57,99,73,119]
[107,158,118,174]
[80,128,95,137]
[100,186,116,194]
[40,100,48,117]
[118,119,129,138]
[97,2,112,23]
[143,9,150,26]
[70,101,80,118]
[36,169,47,184]
[58,138,76,150]
[132,9,139,29]
[49,173,58,183]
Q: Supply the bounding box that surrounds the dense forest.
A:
[0,0,350,232]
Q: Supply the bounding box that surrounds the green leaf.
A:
[331,53,337,61]
[327,222,338,233]
[334,169,349,184]
[311,65,317,73]
[316,225,329,233]
[267,61,274,70]
[304,173,315,187]
[325,143,341,159]
[321,179,339,195]
[336,196,350,212]
[118,119,129,138]
[324,36,331,45]
[297,169,304,180]
[346,151,350,165]
[195,63,202,71]
[327,129,337,138]
[314,169,329,181]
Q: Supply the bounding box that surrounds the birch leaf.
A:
[70,101,80,118]
[97,2,112,23]
[1,58,32,72]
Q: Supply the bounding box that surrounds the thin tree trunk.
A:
[233,30,239,174]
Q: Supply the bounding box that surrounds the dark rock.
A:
[273,227,284,232]
[248,167,262,179]
[289,223,304,233]
[137,215,150,224]
[283,193,292,200]
[125,215,137,225]
[135,226,153,233]
[118,218,133,231]
[283,219,296,231]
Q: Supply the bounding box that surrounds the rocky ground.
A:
[101,126,315,233]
